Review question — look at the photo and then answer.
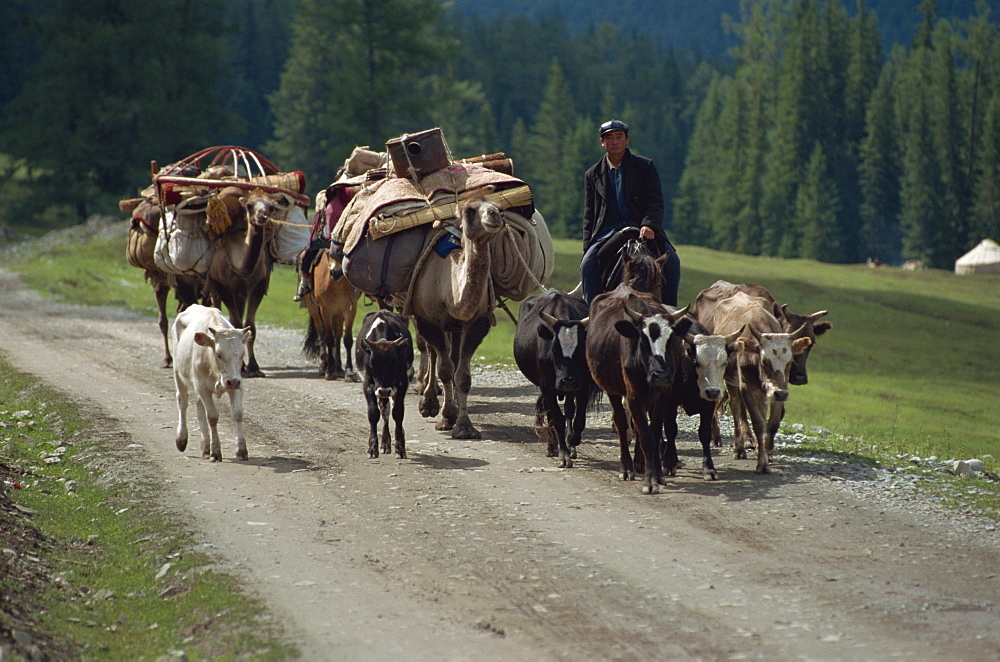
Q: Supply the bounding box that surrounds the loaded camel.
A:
[206,187,289,378]
[409,194,505,439]
[125,199,209,368]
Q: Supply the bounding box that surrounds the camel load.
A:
[120,146,313,277]
[323,129,554,308]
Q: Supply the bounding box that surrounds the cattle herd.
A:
[168,248,831,496]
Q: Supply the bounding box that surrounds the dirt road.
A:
[0,268,997,661]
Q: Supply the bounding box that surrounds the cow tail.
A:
[585,378,604,414]
[302,316,322,359]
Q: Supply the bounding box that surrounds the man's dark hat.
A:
[599,119,630,137]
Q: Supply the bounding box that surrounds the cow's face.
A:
[615,310,692,389]
[194,326,251,393]
[538,315,588,393]
[362,338,409,398]
[779,306,831,385]
[738,328,812,402]
[689,332,737,401]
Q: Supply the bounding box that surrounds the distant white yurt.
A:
[955,238,1000,275]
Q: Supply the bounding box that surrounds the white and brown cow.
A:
[659,316,743,480]
[693,280,831,386]
[694,291,812,474]
[170,304,251,462]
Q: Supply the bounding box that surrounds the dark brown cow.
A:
[586,284,692,493]
[692,280,831,385]
[694,291,812,474]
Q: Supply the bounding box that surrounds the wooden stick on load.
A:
[368,185,533,240]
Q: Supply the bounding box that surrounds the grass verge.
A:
[0,360,297,660]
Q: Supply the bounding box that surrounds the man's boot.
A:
[293,275,312,302]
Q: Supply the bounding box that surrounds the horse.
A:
[302,249,361,381]
[597,227,667,300]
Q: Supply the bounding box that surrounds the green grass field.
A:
[3,229,998,465]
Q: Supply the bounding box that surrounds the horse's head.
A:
[622,239,663,298]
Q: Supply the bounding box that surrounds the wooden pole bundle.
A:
[368,185,533,240]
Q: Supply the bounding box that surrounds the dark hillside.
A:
[451,0,993,55]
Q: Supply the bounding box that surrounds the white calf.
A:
[170,304,252,461]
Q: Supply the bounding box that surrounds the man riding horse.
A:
[580,119,680,305]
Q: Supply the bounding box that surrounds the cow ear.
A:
[614,320,640,339]
[193,331,214,347]
[537,325,554,341]
[814,321,832,335]
[240,327,253,344]
[792,337,813,354]
[673,316,693,337]
[360,338,372,354]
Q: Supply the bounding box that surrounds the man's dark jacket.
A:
[582,148,665,252]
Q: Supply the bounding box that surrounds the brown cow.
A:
[586,284,692,493]
[694,291,812,474]
[692,280,830,385]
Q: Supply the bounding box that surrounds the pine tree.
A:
[956,2,999,247]
[796,142,842,261]
[838,0,884,262]
[673,74,727,246]
[523,58,579,237]
[267,0,454,188]
[897,52,944,265]
[970,87,1000,241]
[0,0,229,219]
[858,60,902,263]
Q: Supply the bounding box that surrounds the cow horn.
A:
[539,311,559,326]
[791,322,809,338]
[578,316,590,326]
[807,309,829,320]
[669,304,690,322]
[724,328,743,344]
[624,304,644,323]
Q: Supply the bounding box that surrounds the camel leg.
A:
[241,278,268,378]
[343,298,359,383]
[414,321,443,420]
[449,317,489,440]
[414,332,440,400]
[435,336,459,432]
[153,278,173,369]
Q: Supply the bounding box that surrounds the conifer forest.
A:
[1,0,997,268]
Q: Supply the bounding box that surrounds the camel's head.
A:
[456,196,504,240]
[240,189,281,227]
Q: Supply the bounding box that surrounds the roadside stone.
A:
[155,562,174,581]
[953,459,985,477]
